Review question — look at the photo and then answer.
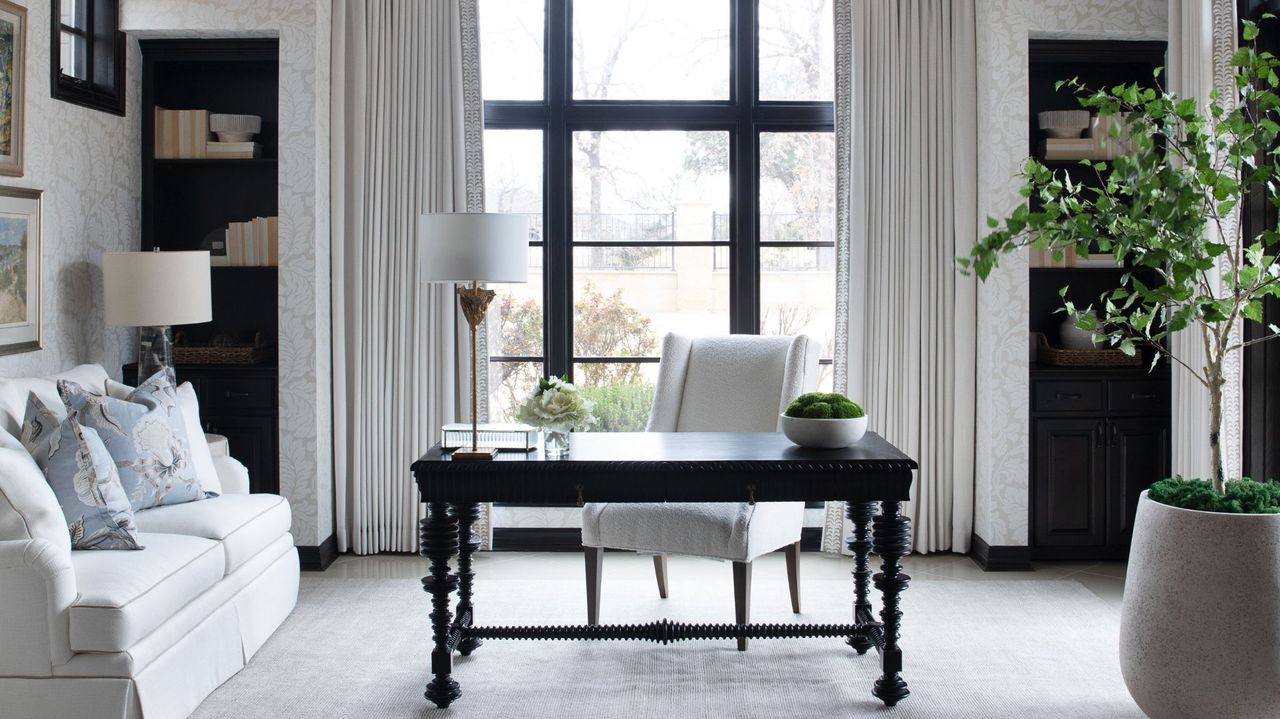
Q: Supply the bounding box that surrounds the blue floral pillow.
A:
[22,394,141,550]
[57,371,203,512]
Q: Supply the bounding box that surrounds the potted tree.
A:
[965,20,1280,718]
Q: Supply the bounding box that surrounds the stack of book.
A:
[1038,113,1133,161]
[154,108,209,159]
[212,216,279,267]
[206,141,262,159]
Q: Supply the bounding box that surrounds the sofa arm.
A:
[212,454,251,494]
[0,538,76,675]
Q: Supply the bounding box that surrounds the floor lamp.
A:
[419,213,529,460]
[104,250,212,385]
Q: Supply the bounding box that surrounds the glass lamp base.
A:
[138,325,176,386]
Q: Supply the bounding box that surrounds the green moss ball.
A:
[803,402,834,419]
[784,391,866,419]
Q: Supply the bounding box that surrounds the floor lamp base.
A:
[452,447,499,461]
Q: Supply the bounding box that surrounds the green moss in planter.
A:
[1149,477,1280,514]
[784,392,865,420]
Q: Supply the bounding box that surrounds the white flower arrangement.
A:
[516,376,595,430]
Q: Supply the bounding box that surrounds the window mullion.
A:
[729,0,758,335]
[546,0,572,381]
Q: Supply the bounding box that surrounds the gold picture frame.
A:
[0,186,42,355]
[0,0,25,178]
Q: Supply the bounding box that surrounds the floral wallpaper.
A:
[974,0,1166,546]
[0,1,138,382]
[122,0,332,547]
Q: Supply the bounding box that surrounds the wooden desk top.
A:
[413,431,916,504]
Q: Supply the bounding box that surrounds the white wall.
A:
[973,0,1166,547]
[0,1,139,380]
[121,0,333,548]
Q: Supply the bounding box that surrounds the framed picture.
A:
[0,0,24,177]
[0,186,41,355]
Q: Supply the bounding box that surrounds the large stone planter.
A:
[1120,491,1280,718]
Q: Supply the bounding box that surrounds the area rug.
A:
[191,575,1140,718]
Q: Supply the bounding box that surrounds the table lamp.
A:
[419,213,528,460]
[104,250,212,385]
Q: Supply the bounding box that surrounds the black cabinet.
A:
[123,362,278,495]
[1030,366,1170,560]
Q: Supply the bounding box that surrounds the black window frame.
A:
[52,0,126,116]
[485,0,835,385]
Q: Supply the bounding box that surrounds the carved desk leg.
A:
[421,502,461,708]
[454,502,483,656]
[871,500,911,707]
[846,501,877,655]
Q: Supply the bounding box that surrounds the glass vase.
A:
[543,425,571,459]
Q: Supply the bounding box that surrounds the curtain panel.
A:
[824,0,978,554]
[331,0,490,554]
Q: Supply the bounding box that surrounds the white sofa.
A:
[0,364,299,719]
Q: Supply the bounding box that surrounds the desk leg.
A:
[421,502,461,708]
[454,502,483,656]
[846,501,877,655]
[872,500,911,707]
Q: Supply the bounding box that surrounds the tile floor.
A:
[320,551,1127,609]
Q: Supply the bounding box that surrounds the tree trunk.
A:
[1206,362,1225,493]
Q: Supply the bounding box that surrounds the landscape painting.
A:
[0,1,25,177]
[0,213,27,325]
[0,187,40,354]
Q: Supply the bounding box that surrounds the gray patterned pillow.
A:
[22,394,141,550]
[57,371,203,512]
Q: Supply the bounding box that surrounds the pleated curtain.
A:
[823,0,978,554]
[331,0,489,554]
[1167,0,1244,482]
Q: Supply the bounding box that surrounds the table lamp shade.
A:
[104,251,212,327]
[419,213,528,284]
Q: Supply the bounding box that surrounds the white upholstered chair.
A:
[581,333,821,650]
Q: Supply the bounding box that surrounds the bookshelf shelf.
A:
[141,38,281,496]
[154,158,277,166]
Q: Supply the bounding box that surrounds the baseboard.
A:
[968,533,1032,571]
[492,527,825,552]
[298,533,338,571]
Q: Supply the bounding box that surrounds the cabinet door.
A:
[1033,418,1107,547]
[202,414,278,495]
[1107,417,1170,547]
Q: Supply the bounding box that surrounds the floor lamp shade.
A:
[104,251,212,327]
[419,213,529,284]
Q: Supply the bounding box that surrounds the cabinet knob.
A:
[225,390,252,399]
[1130,392,1157,400]
[1056,392,1082,400]
[1094,422,1104,447]
[1111,423,1120,447]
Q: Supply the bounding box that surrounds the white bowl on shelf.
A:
[779,414,868,449]
[209,113,262,142]
[1038,110,1091,139]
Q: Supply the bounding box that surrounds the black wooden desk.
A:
[412,431,917,709]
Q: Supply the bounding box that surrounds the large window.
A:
[481,0,835,429]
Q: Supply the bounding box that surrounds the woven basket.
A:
[1037,334,1140,368]
[174,332,271,365]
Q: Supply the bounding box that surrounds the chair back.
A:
[645,333,820,433]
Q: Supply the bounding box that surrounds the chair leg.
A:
[733,560,752,651]
[653,554,669,599]
[785,540,801,614]
[585,546,603,626]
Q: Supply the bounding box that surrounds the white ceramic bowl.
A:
[1059,316,1100,350]
[1038,110,1091,139]
[780,414,868,449]
[209,113,262,142]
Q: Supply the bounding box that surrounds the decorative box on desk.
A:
[123,362,279,495]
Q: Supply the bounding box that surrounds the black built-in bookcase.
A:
[139,39,280,495]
